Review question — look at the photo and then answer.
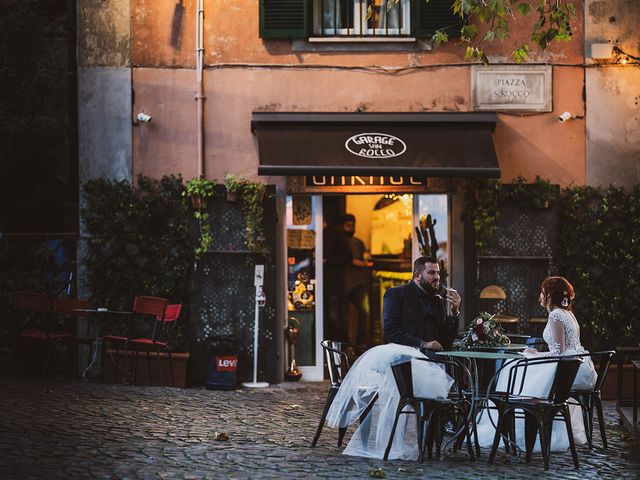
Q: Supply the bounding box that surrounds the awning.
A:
[252,112,500,178]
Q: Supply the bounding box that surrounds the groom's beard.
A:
[419,277,439,296]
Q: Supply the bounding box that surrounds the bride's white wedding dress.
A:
[476,308,597,452]
[325,343,454,460]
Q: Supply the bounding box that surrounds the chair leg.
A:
[146,350,153,386]
[358,396,378,450]
[524,412,538,463]
[578,396,593,449]
[562,406,580,469]
[383,402,405,461]
[167,349,175,386]
[488,406,507,464]
[155,348,164,385]
[539,415,550,471]
[415,403,424,462]
[311,388,337,447]
[595,396,607,449]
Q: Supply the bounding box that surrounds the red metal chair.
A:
[129,301,180,386]
[15,291,72,376]
[127,297,181,386]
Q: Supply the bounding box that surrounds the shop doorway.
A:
[284,193,450,380]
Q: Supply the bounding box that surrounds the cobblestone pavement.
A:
[0,377,638,480]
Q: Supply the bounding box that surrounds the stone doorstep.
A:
[103,348,189,388]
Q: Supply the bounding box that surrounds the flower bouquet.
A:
[453,312,511,350]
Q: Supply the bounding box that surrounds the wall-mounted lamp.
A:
[135,112,152,124]
[558,112,584,123]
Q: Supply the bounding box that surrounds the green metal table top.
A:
[436,350,524,360]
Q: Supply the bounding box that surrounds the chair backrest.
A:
[390,361,414,399]
[571,350,615,391]
[504,356,581,403]
[158,303,182,322]
[133,296,168,318]
[15,291,51,312]
[548,357,582,402]
[593,351,615,390]
[414,356,473,398]
[320,340,349,387]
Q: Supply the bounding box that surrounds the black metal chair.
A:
[488,356,582,470]
[416,357,476,461]
[310,340,376,447]
[570,350,616,449]
[383,358,475,462]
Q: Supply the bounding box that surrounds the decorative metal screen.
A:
[475,202,558,331]
[189,186,277,384]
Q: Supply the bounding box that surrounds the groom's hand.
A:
[420,340,443,351]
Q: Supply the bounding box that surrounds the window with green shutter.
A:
[259,0,461,40]
[260,0,310,39]
[413,0,463,38]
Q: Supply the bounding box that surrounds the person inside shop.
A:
[382,255,461,353]
[340,214,374,346]
[323,219,352,342]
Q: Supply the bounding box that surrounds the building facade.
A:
[76,0,640,383]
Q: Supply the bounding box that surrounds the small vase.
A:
[226,190,238,202]
[191,196,204,209]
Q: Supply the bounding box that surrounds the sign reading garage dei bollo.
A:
[472,65,552,112]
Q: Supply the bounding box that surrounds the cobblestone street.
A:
[0,377,638,480]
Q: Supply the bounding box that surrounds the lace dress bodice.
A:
[542,308,587,355]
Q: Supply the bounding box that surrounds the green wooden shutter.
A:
[260,0,310,39]
[413,0,463,39]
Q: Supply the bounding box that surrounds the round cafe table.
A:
[73,308,133,381]
[436,349,525,456]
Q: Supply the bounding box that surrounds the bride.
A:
[477,276,597,452]
[325,343,454,460]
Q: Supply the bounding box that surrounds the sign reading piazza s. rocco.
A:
[472,65,552,112]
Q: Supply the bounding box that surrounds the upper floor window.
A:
[314,0,411,37]
[259,0,463,41]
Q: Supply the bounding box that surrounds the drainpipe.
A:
[196,0,205,177]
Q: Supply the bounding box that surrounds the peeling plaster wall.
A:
[77,0,133,300]
[585,0,640,188]
[78,0,131,67]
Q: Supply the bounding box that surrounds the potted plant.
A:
[183,176,216,208]
[240,179,270,257]
[183,176,217,258]
[224,174,246,202]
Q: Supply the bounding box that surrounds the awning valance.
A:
[252,112,500,178]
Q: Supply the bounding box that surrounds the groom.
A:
[383,256,461,352]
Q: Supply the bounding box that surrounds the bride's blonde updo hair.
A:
[541,276,575,311]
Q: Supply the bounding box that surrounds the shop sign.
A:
[303,176,431,193]
[345,133,407,159]
[472,65,552,112]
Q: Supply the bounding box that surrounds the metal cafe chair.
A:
[488,356,582,470]
[128,298,183,386]
[311,340,376,447]
[570,350,616,449]
[14,291,72,376]
[383,358,475,462]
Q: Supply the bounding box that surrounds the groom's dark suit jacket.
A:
[382,281,459,351]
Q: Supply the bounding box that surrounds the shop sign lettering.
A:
[345,133,407,159]
[472,65,552,112]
